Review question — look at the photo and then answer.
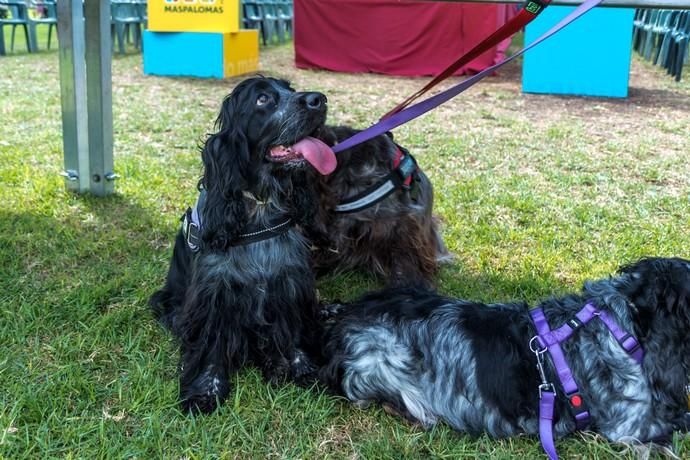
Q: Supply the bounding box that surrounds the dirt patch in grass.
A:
[258,44,689,126]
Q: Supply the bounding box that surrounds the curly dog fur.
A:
[318,257,690,448]
[309,125,450,287]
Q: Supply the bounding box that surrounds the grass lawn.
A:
[1,27,690,458]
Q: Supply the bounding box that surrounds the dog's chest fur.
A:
[198,228,313,301]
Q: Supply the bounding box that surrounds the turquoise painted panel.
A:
[522,7,635,98]
[143,31,224,79]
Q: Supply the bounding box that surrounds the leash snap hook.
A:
[531,336,553,398]
[529,335,547,354]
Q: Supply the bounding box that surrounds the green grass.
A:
[1,34,690,458]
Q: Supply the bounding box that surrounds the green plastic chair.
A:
[0,0,34,54]
[28,0,56,50]
[655,10,680,66]
[111,0,143,54]
[641,9,660,60]
[257,0,281,45]
[667,11,689,81]
[243,0,267,46]
[276,0,292,41]
[632,9,647,53]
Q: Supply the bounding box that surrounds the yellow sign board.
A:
[224,30,259,77]
[148,0,240,34]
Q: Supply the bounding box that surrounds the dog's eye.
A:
[256,94,270,106]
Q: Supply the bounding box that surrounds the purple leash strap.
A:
[539,390,558,460]
[332,0,604,155]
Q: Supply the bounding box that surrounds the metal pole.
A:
[84,0,115,196]
[418,0,690,9]
[57,0,115,196]
[57,0,88,193]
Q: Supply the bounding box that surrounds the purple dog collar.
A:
[529,302,644,460]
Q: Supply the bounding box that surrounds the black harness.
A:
[334,144,419,213]
[181,190,293,252]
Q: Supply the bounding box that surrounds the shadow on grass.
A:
[1,186,578,322]
[627,86,690,111]
[0,192,172,318]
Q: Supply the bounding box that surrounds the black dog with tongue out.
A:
[149,77,337,413]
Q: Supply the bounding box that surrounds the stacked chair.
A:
[0,0,147,55]
[0,0,32,53]
[242,0,293,46]
[28,0,57,50]
[111,0,148,54]
[0,0,57,54]
[633,8,690,82]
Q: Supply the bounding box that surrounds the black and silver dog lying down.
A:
[149,77,337,413]
[317,257,690,451]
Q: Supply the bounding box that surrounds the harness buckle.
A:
[182,208,201,252]
[565,389,586,410]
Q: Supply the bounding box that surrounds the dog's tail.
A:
[148,289,177,331]
[431,216,454,265]
[148,230,192,332]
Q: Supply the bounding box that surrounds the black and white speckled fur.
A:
[318,257,690,446]
[149,77,328,413]
[310,125,450,288]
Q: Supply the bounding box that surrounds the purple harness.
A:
[529,302,644,460]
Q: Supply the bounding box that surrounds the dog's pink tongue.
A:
[292,137,337,175]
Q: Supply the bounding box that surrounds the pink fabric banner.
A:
[294,0,515,76]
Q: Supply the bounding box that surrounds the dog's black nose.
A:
[299,92,327,110]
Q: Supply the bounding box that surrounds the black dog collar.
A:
[181,190,294,252]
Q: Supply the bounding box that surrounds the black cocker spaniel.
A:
[149,77,337,413]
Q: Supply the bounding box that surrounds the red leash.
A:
[381,0,551,120]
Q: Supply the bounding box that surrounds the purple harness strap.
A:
[529,302,644,460]
[331,0,604,155]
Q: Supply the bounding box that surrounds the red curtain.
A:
[294,0,516,76]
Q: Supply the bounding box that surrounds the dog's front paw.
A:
[180,366,230,414]
[289,350,318,386]
[181,392,222,414]
[261,356,291,386]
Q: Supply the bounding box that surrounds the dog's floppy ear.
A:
[199,94,250,250]
[618,258,690,320]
